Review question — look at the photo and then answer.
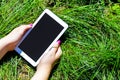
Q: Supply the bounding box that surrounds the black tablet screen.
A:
[19,13,64,61]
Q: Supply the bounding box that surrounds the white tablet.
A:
[15,9,68,67]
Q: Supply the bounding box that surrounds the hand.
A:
[4,24,32,51]
[37,40,62,70]
[0,24,32,59]
[31,41,62,80]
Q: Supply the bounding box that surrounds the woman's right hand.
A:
[31,41,62,80]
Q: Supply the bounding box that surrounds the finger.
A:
[50,40,61,54]
[55,47,62,59]
[23,25,32,33]
[19,24,32,32]
[53,40,61,48]
[18,24,32,36]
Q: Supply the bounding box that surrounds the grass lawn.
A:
[0,0,120,80]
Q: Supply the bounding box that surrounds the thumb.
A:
[50,40,61,54]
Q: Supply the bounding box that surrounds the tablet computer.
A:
[15,9,68,67]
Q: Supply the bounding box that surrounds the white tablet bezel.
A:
[15,9,68,67]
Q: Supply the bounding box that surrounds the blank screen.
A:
[19,13,64,61]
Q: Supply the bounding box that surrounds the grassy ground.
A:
[0,0,120,80]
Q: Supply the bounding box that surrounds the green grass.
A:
[0,0,120,80]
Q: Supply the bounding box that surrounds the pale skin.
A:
[0,25,62,80]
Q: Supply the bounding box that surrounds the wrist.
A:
[31,64,52,80]
[37,64,52,72]
[3,35,16,51]
[0,37,11,59]
[0,37,10,52]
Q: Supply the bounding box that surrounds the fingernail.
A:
[29,24,33,27]
[57,40,61,44]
